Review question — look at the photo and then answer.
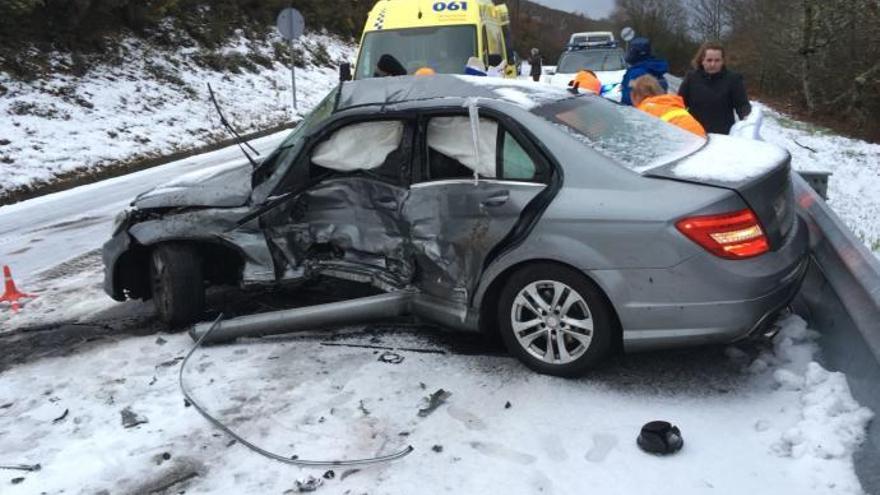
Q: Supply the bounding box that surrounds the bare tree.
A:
[689,0,731,42]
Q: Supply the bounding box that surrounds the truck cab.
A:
[354,0,515,79]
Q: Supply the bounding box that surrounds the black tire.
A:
[151,243,205,326]
[497,263,614,377]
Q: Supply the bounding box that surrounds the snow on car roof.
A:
[337,74,572,111]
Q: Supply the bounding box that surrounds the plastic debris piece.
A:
[120,407,149,428]
[340,469,360,481]
[322,470,335,480]
[0,464,40,472]
[295,475,324,492]
[418,389,452,418]
[637,421,684,455]
[52,409,69,423]
[378,351,404,364]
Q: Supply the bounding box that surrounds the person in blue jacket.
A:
[620,37,669,106]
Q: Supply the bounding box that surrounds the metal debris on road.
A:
[120,407,149,428]
[378,351,404,364]
[0,464,41,472]
[294,475,324,492]
[418,389,452,418]
[179,314,414,467]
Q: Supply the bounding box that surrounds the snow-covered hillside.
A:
[759,104,880,257]
[0,28,355,199]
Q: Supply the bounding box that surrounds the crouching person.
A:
[630,75,706,137]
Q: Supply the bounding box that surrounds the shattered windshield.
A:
[534,96,706,171]
[252,86,338,187]
[355,26,477,79]
[557,50,625,73]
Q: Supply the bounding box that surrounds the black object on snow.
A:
[378,351,404,364]
[323,470,335,480]
[294,475,324,492]
[52,408,69,423]
[431,445,443,453]
[120,407,149,428]
[637,421,684,455]
[504,401,512,409]
[418,389,452,418]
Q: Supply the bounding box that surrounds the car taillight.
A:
[675,209,769,259]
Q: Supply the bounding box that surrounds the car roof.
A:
[337,74,574,112]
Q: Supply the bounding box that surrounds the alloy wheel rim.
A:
[510,280,594,364]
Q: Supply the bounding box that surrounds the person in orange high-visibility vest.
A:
[630,75,707,137]
[568,69,601,94]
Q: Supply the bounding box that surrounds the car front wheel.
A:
[151,243,205,327]
[497,264,613,377]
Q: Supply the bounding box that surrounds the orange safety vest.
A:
[570,70,602,94]
[637,94,707,137]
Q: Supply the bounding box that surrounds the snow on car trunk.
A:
[645,134,796,250]
[0,314,871,494]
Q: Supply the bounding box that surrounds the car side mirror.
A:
[339,62,352,82]
[487,54,503,67]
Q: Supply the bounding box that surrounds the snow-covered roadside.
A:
[758,102,880,257]
[0,313,871,494]
[0,29,355,198]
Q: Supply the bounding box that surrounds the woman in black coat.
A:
[679,42,751,135]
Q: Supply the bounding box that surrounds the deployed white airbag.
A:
[312,121,403,172]
[428,117,498,178]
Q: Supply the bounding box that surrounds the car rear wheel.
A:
[497,264,613,377]
[151,243,205,327]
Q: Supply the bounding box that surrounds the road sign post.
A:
[621,26,635,54]
[277,8,305,113]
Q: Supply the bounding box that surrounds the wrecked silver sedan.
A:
[104,75,808,376]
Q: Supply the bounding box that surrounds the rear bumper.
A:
[594,215,810,352]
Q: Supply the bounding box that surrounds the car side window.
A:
[501,131,537,180]
[425,116,498,181]
[308,120,410,185]
[421,115,544,183]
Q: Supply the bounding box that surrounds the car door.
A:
[403,112,550,302]
[260,117,416,288]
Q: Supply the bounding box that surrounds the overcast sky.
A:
[530,0,617,19]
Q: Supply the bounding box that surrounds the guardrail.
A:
[793,173,880,494]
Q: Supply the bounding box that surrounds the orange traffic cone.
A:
[0,265,36,312]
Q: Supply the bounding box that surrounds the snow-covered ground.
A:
[0,41,877,494]
[0,313,872,494]
[0,28,354,198]
[759,103,880,256]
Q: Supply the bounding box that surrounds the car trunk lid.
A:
[642,134,795,250]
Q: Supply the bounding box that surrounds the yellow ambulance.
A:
[353,0,516,79]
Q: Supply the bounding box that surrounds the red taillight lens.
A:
[676,209,770,259]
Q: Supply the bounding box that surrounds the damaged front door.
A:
[261,118,416,289]
[405,114,549,303]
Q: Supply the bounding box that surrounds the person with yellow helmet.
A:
[630,75,706,138]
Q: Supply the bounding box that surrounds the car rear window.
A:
[557,50,625,73]
[533,96,706,171]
